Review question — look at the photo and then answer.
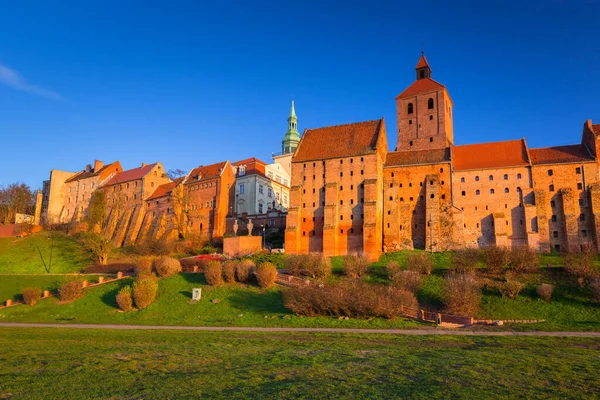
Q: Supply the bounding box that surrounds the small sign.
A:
[192,288,202,301]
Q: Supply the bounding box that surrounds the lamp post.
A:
[261,224,266,249]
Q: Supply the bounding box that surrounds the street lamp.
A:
[261,224,266,249]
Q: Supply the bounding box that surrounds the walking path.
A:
[0,322,598,337]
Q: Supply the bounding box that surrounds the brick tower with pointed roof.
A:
[395,53,454,151]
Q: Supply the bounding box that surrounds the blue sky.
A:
[1,0,599,189]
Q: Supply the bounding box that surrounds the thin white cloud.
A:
[0,63,64,100]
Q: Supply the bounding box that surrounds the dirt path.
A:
[0,322,598,337]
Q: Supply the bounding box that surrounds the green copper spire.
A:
[282,100,300,154]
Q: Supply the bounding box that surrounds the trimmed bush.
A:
[563,249,597,287]
[256,262,278,289]
[452,248,480,274]
[482,246,510,275]
[405,252,433,275]
[136,257,154,277]
[153,257,182,278]
[282,279,418,319]
[391,270,422,294]
[236,259,255,283]
[132,275,158,309]
[205,261,224,286]
[59,281,83,302]
[497,278,524,300]
[116,285,133,311]
[537,283,554,303]
[510,246,540,274]
[283,254,308,276]
[22,287,41,306]
[284,253,331,280]
[442,274,481,316]
[342,253,370,278]
[222,260,238,283]
[385,260,402,282]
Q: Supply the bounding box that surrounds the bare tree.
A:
[81,190,113,264]
[167,168,187,180]
[0,182,34,224]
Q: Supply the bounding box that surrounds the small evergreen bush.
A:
[153,257,181,278]
[236,259,255,283]
[222,260,238,283]
[536,283,554,303]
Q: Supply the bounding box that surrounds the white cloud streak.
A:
[0,63,64,100]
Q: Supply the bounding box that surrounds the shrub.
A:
[537,283,554,303]
[84,263,136,274]
[132,275,158,309]
[452,248,480,274]
[510,246,540,274]
[59,281,84,302]
[199,245,218,255]
[442,274,481,316]
[305,253,332,280]
[282,279,418,319]
[136,257,154,277]
[497,278,524,300]
[342,253,370,278]
[482,246,510,275]
[256,262,278,289]
[222,260,238,283]
[116,286,133,311]
[391,270,422,294]
[205,261,224,286]
[385,260,402,282]
[152,257,181,278]
[563,249,597,287]
[284,254,308,276]
[136,237,175,256]
[236,259,255,283]
[591,279,600,303]
[405,252,433,275]
[22,287,41,306]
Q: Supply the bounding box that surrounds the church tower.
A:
[395,53,454,151]
[282,100,300,154]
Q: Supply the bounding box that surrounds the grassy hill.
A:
[0,232,90,274]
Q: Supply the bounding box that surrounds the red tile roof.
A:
[415,54,430,69]
[529,144,593,165]
[187,161,227,183]
[395,78,445,98]
[233,157,267,166]
[385,148,450,167]
[593,124,600,135]
[293,119,384,162]
[65,161,120,183]
[453,139,529,171]
[103,163,157,186]
[147,177,184,200]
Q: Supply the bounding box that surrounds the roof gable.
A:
[65,161,121,183]
[293,119,385,162]
[453,140,529,171]
[396,78,445,99]
[147,177,184,200]
[187,161,227,183]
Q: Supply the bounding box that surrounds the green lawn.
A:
[0,232,90,274]
[0,275,83,302]
[0,273,424,329]
[0,328,598,399]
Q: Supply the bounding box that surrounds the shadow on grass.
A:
[100,280,132,308]
[180,290,192,299]
[228,289,288,314]
[181,273,208,285]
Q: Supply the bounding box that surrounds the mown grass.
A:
[0,275,84,302]
[0,232,89,274]
[0,327,598,399]
[0,273,423,329]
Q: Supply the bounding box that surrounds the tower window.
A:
[576,167,581,174]
[407,103,414,114]
[409,141,413,146]
[577,182,583,190]
[461,177,465,183]
[549,184,555,192]
[476,190,480,195]
[429,137,433,142]
[505,188,509,193]
[475,176,479,182]
[548,169,553,176]
[461,191,466,196]
[409,120,413,125]
[428,98,434,109]
[517,173,522,179]
[489,175,494,181]
[490,189,495,194]
[429,115,433,120]
[504,174,508,180]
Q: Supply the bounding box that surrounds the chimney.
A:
[94,160,104,171]
[85,164,92,172]
[141,162,147,167]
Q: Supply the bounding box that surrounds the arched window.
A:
[517,173,522,179]
[461,191,466,196]
[407,103,413,114]
[489,175,494,181]
[517,187,522,193]
[490,189,495,194]
[505,188,509,193]
[504,174,508,180]
[475,176,479,182]
[476,190,480,195]
[428,98,434,109]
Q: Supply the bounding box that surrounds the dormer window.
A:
[239,166,246,176]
